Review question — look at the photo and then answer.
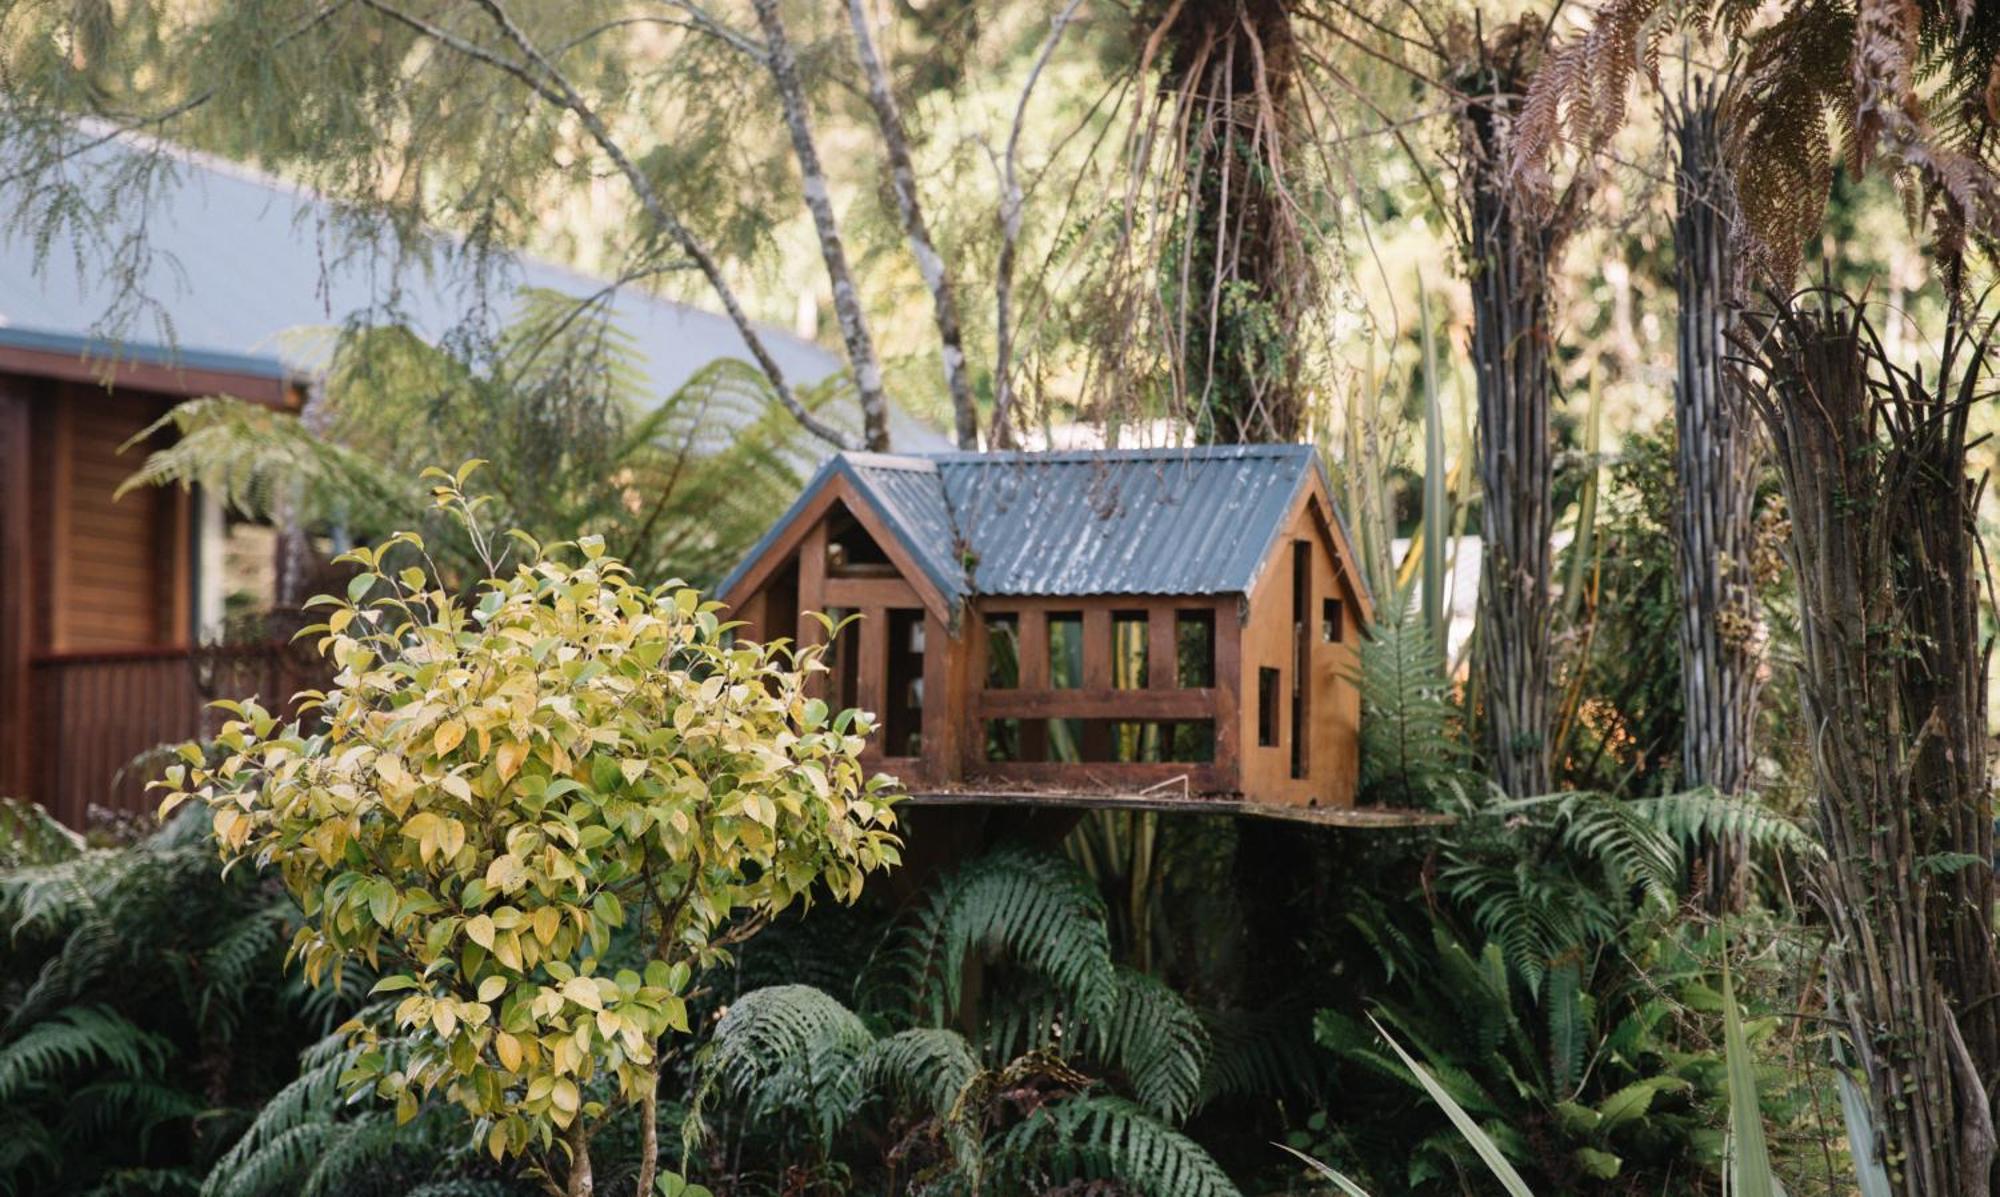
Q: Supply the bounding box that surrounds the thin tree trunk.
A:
[1668,79,1762,911]
[990,0,1084,450]
[565,1118,593,1197]
[846,0,976,449]
[634,1063,659,1197]
[1158,0,1306,444]
[374,0,859,452]
[752,0,892,451]
[1456,30,1563,797]
[1740,294,2000,1197]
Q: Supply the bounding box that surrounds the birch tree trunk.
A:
[846,0,976,449]
[1669,81,1762,910]
[752,0,892,451]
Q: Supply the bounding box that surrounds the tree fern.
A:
[995,1094,1241,1197]
[871,846,1115,1028]
[698,984,872,1147]
[1078,967,1208,1123]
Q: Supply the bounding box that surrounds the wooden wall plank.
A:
[0,387,32,796]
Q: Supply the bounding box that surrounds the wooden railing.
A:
[29,643,314,828]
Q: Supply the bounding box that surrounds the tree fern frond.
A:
[1079,967,1208,1123]
[997,1094,1240,1197]
[1632,790,1818,859]
[698,984,873,1146]
[874,848,1115,1029]
[0,1006,172,1105]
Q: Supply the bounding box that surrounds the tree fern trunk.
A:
[1742,295,1998,1197]
[1457,29,1559,798]
[1157,0,1305,444]
[1669,81,1762,911]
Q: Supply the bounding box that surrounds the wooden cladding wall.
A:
[46,385,187,652]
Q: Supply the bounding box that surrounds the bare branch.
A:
[360,0,858,450]
[846,0,977,449]
[751,0,892,451]
[990,0,1086,450]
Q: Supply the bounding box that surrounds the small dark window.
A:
[1176,610,1215,688]
[1112,611,1149,689]
[1048,612,1084,689]
[1322,597,1345,643]
[884,609,925,756]
[1165,721,1216,763]
[985,718,1023,762]
[826,608,860,712]
[986,613,1020,689]
[1257,667,1281,747]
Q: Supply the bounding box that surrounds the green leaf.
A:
[1722,963,1775,1197]
[1370,1016,1536,1197]
[1275,1143,1373,1196]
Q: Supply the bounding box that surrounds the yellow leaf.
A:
[434,718,466,756]
[432,1002,458,1037]
[561,977,603,1012]
[495,1031,524,1071]
[551,1078,580,1116]
[465,914,496,950]
[477,975,507,1002]
[487,1120,509,1161]
[438,818,466,861]
[532,905,560,947]
[493,931,523,971]
[496,740,527,782]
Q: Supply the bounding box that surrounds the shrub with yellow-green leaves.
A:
[158,469,901,1193]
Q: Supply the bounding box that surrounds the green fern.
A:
[1079,967,1208,1122]
[872,846,1116,1028]
[1355,593,1468,807]
[995,1094,1240,1197]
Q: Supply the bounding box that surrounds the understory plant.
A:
[689,847,1240,1196]
[1310,782,1822,1192]
[0,799,326,1196]
[157,467,901,1196]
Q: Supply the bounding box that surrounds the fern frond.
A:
[997,1094,1240,1197]
[698,984,873,1146]
[1631,790,1818,859]
[1079,968,1208,1123]
[873,848,1115,1029]
[0,1006,171,1105]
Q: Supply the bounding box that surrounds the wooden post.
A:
[1213,601,1242,788]
[1080,608,1112,760]
[856,606,887,746]
[1148,607,1177,689]
[795,522,828,699]
[0,389,32,798]
[1018,611,1048,761]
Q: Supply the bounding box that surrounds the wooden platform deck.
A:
[901,786,1455,829]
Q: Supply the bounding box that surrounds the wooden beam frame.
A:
[0,347,302,409]
[721,475,955,628]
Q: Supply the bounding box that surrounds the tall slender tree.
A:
[1667,77,1762,909]
[1452,17,1586,797]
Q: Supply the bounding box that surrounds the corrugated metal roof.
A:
[941,446,1316,597]
[0,125,950,451]
[842,454,968,605]
[720,445,1338,612]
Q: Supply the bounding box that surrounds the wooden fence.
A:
[29,642,314,829]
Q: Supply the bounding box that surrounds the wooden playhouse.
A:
[717,446,1377,817]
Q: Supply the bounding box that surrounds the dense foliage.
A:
[157,470,900,1192]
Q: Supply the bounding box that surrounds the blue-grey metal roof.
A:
[720,445,1340,611]
[0,325,294,381]
[0,126,950,451]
